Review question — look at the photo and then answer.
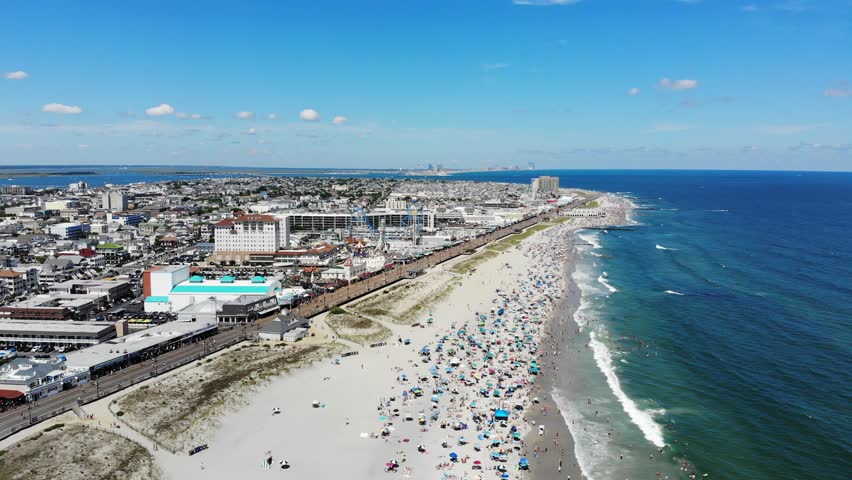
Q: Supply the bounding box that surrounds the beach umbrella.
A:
[449,452,458,460]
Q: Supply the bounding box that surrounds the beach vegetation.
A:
[116,343,343,452]
[0,425,160,480]
[450,250,499,274]
[326,312,392,345]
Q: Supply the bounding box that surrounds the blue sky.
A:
[2,0,851,171]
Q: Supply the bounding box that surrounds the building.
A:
[48,279,132,302]
[175,300,219,324]
[287,211,435,232]
[0,269,38,298]
[385,197,408,210]
[143,265,282,313]
[64,320,216,374]
[95,243,129,265]
[143,265,190,299]
[0,294,99,321]
[1,186,34,195]
[321,257,367,282]
[107,213,145,227]
[40,257,81,285]
[43,199,78,210]
[48,222,85,239]
[216,294,279,323]
[209,243,338,267]
[0,356,90,401]
[531,176,560,198]
[68,181,89,191]
[258,311,309,341]
[0,320,116,348]
[214,214,289,253]
[102,191,128,212]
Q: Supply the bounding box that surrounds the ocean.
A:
[451,170,851,480]
[8,166,850,478]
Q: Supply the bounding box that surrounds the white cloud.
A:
[332,116,348,125]
[755,124,817,135]
[268,113,279,120]
[245,127,257,135]
[42,103,82,114]
[628,87,640,96]
[512,0,581,5]
[235,111,255,120]
[482,63,510,72]
[175,112,204,119]
[145,103,175,116]
[824,88,851,97]
[775,0,810,13]
[658,78,698,90]
[78,144,89,149]
[648,123,692,132]
[300,109,320,121]
[4,71,28,80]
[824,85,851,97]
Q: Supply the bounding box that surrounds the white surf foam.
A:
[589,331,667,448]
[597,272,618,293]
[578,232,602,250]
[710,209,729,212]
[550,390,603,480]
[664,290,685,296]
[655,244,677,251]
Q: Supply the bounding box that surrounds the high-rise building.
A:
[213,214,289,252]
[48,222,85,239]
[102,191,128,212]
[1,186,34,195]
[531,176,559,198]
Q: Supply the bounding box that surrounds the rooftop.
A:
[0,320,115,334]
[0,357,68,385]
[65,320,216,370]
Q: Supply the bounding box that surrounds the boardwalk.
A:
[0,211,551,440]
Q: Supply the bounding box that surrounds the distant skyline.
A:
[2,0,851,171]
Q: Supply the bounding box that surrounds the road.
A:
[0,209,556,441]
[0,324,255,440]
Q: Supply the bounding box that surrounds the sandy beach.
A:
[142,195,629,480]
[0,193,631,480]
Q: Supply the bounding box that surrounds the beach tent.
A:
[494,409,510,420]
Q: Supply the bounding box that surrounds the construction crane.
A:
[350,206,379,241]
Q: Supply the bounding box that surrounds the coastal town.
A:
[0,173,637,479]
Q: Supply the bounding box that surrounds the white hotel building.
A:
[213,214,289,253]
